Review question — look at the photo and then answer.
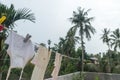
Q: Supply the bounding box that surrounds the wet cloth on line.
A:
[31,46,51,80]
[5,31,35,80]
[51,53,62,80]
[5,30,35,68]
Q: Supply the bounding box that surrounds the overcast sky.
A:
[1,0,120,54]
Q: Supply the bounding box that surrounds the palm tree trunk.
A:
[81,41,84,72]
[80,34,85,80]
[107,43,111,73]
[80,35,84,72]
[107,49,111,73]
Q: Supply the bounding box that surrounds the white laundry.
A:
[5,31,35,80]
[51,53,62,80]
[31,45,51,80]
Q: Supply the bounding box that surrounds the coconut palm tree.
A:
[65,28,80,56]
[111,28,120,51]
[69,7,96,72]
[0,3,35,71]
[111,28,120,64]
[101,28,111,49]
[101,28,111,72]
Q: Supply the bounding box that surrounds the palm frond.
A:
[15,8,35,23]
[0,3,35,28]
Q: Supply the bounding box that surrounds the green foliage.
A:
[45,52,55,78]
[23,63,34,79]
[0,3,35,28]
[72,74,80,80]
[72,72,85,80]
[45,59,54,78]
[1,62,34,80]
[84,63,99,72]
[2,68,21,80]
[101,28,111,45]
[94,75,99,80]
[112,65,120,74]
[60,58,79,75]
[99,51,120,73]
[44,51,80,78]
[111,28,120,51]
[0,44,9,72]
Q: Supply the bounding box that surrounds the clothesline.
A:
[0,44,80,61]
[50,50,80,61]
[62,55,80,60]
[32,42,80,61]
[0,56,79,61]
[1,29,80,61]
[0,59,9,60]
[0,55,80,61]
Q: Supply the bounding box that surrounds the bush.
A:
[2,62,34,80]
[72,72,85,80]
[112,65,120,73]
[84,63,98,72]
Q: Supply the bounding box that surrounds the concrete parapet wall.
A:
[45,72,120,80]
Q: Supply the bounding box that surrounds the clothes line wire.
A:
[33,42,80,61]
[32,42,80,61]
[0,59,10,60]
[2,28,80,61]
[1,44,80,61]
[61,55,80,61]
[33,45,80,61]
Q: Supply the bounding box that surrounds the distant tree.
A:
[40,43,46,47]
[69,7,96,72]
[101,28,111,49]
[58,37,66,54]
[47,39,51,50]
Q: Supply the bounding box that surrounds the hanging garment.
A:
[51,53,62,80]
[31,46,51,80]
[5,31,35,80]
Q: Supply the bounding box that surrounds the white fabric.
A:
[51,53,62,80]
[5,31,35,80]
[31,46,51,80]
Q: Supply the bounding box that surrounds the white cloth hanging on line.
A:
[51,53,62,80]
[5,30,35,80]
[31,45,51,80]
